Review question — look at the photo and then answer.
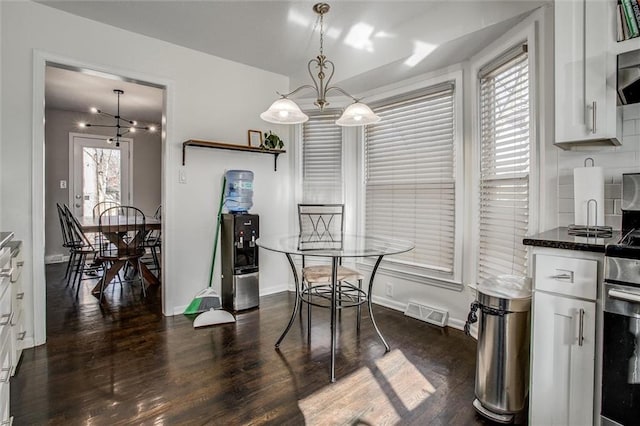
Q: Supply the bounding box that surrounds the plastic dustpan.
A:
[193,308,236,328]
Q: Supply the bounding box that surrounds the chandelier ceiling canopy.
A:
[79,89,157,147]
[260,3,381,127]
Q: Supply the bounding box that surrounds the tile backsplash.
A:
[557,104,640,230]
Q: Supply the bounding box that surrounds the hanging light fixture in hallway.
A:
[79,89,157,147]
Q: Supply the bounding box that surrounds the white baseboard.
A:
[170,283,290,317]
[45,254,68,264]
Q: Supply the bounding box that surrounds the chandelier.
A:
[260,3,381,127]
[79,89,157,147]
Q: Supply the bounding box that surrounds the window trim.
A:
[469,22,539,288]
[355,69,465,290]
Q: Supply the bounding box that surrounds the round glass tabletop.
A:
[256,234,414,258]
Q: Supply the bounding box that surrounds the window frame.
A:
[355,70,465,289]
[470,24,539,287]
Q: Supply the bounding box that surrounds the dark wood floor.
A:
[11,263,495,425]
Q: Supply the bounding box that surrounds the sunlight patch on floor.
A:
[375,349,436,411]
[298,349,435,424]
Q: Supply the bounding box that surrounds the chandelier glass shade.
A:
[78,89,157,147]
[261,3,380,127]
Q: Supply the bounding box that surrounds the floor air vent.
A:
[404,301,449,327]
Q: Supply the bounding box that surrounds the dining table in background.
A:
[257,233,414,382]
[77,216,162,292]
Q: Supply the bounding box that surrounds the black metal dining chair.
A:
[92,201,122,218]
[142,205,161,274]
[96,206,146,302]
[298,204,364,339]
[62,205,99,296]
[56,203,81,283]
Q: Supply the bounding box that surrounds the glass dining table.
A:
[257,233,414,382]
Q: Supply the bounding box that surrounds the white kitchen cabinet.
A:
[9,241,24,375]
[529,252,599,425]
[0,248,12,425]
[554,0,620,148]
[530,291,596,426]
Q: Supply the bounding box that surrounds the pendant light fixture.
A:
[79,89,157,147]
[260,3,381,127]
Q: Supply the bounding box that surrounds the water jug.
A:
[225,170,254,213]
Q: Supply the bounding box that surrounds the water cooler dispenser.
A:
[221,213,259,311]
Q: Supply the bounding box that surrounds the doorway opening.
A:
[40,61,166,342]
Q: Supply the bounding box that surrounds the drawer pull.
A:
[16,293,24,300]
[0,368,11,383]
[550,269,574,283]
[17,331,26,341]
[16,261,23,267]
[0,314,11,327]
[578,308,585,347]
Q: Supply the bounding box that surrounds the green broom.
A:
[184,176,227,315]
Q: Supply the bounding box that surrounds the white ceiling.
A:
[40,0,547,116]
[45,66,164,122]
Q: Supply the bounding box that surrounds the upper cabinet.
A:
[555,0,621,149]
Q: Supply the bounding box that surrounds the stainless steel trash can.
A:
[469,286,531,423]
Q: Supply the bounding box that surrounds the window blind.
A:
[478,46,530,283]
[365,85,456,273]
[302,111,343,203]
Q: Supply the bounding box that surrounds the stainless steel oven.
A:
[602,263,640,425]
[601,173,640,425]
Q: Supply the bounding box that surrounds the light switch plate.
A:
[179,168,187,184]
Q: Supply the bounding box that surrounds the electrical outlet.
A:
[385,283,394,298]
[59,180,67,189]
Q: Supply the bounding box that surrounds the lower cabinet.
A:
[0,248,11,425]
[530,291,596,425]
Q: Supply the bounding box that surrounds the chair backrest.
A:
[63,204,93,249]
[93,201,122,218]
[298,204,345,250]
[56,203,73,247]
[153,205,161,220]
[98,206,146,258]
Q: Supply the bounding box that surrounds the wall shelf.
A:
[182,139,286,171]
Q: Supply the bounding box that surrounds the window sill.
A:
[355,259,463,292]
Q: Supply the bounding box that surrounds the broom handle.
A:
[208,176,227,288]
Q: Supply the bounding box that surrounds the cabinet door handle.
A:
[16,293,23,300]
[578,308,585,346]
[591,101,597,134]
[17,331,26,341]
[16,261,23,267]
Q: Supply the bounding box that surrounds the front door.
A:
[70,133,131,217]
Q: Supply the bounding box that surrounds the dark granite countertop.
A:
[523,227,621,253]
[0,232,14,251]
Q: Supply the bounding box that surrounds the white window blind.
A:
[478,46,530,283]
[302,111,343,203]
[365,84,456,273]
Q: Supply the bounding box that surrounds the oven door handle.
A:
[608,289,640,303]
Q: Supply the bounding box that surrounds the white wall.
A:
[556,104,640,230]
[1,1,293,345]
